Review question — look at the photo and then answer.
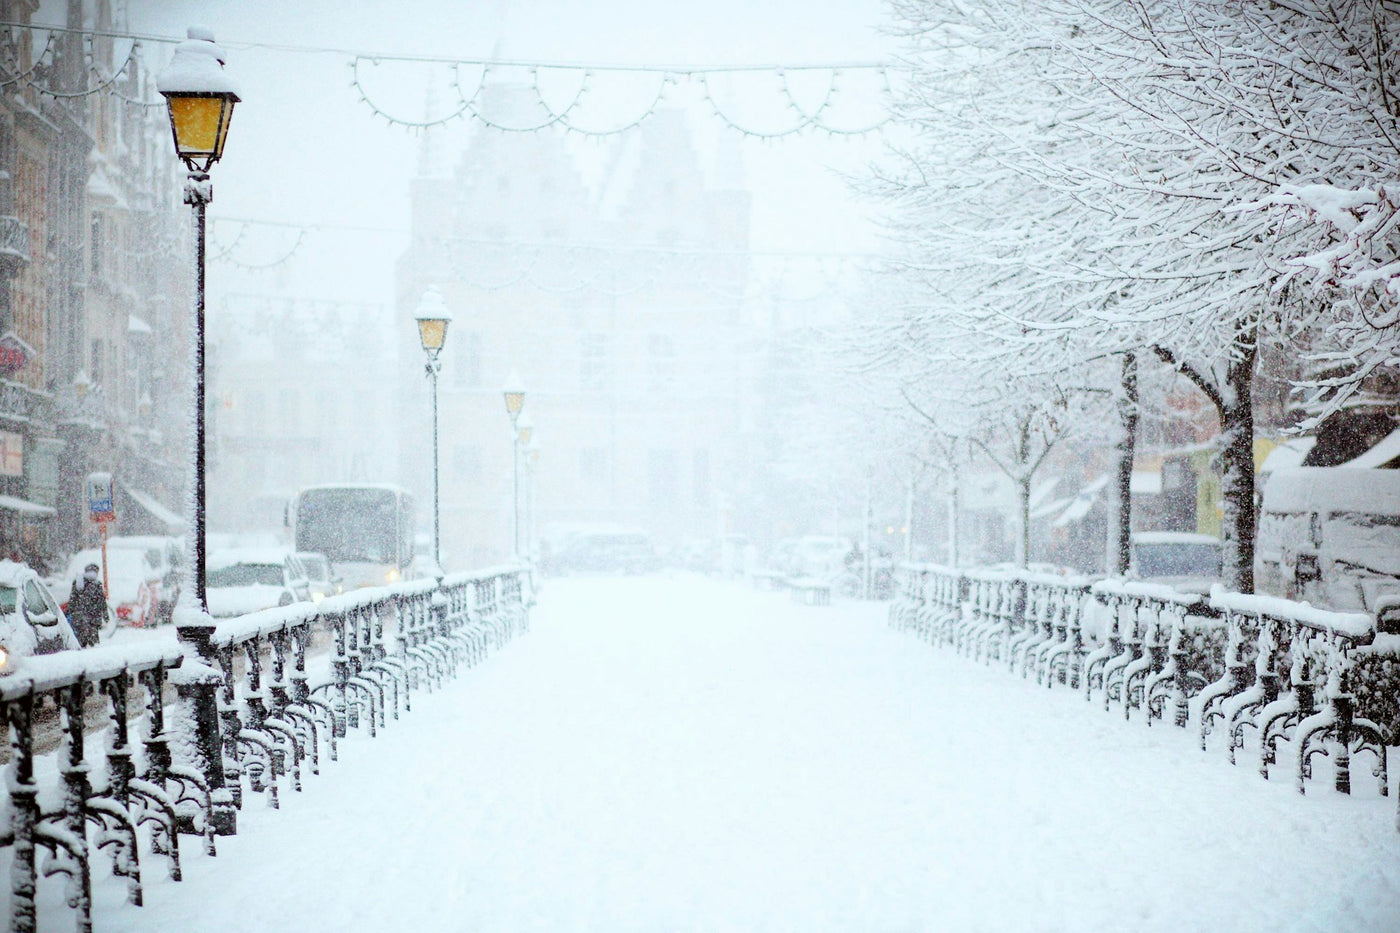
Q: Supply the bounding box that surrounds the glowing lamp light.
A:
[516,412,534,447]
[414,287,452,359]
[157,27,241,173]
[503,370,526,421]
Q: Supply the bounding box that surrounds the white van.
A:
[1255,466,1400,612]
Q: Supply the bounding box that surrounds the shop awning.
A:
[119,483,186,533]
[0,494,56,518]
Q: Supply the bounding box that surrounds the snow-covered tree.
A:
[868,0,1400,591]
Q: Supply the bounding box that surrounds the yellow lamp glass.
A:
[504,391,525,416]
[518,424,533,445]
[417,317,449,353]
[165,94,237,169]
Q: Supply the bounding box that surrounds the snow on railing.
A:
[889,563,1400,833]
[0,565,533,933]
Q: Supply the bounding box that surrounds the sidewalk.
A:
[93,575,1400,932]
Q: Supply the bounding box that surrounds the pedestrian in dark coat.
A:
[68,563,106,648]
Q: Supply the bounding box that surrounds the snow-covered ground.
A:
[80,575,1399,932]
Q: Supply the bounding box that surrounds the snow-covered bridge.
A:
[10,575,1399,932]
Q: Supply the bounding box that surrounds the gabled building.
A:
[397,92,752,568]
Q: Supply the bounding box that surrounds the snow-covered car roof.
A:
[208,548,293,570]
[1130,532,1221,546]
[106,534,181,552]
[0,559,38,588]
[0,562,80,660]
[206,584,291,619]
[64,548,160,604]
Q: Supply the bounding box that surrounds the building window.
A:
[648,448,676,508]
[455,331,482,388]
[580,447,608,487]
[581,333,609,391]
[693,448,710,507]
[648,334,675,392]
[244,388,265,429]
[90,214,103,279]
[90,339,103,385]
[453,444,482,482]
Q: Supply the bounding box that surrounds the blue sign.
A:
[86,472,114,520]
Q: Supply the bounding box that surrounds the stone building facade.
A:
[0,0,191,569]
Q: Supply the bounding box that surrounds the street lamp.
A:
[414,287,452,574]
[502,372,525,557]
[158,25,239,613]
[157,24,239,837]
[525,439,540,558]
[516,413,534,558]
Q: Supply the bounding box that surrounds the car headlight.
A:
[386,568,401,583]
[0,644,10,673]
[311,592,324,604]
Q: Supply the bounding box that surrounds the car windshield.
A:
[300,557,329,581]
[207,564,284,588]
[1135,543,1222,578]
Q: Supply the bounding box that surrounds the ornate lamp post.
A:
[157,25,239,612]
[516,413,534,557]
[525,439,540,558]
[502,372,525,557]
[157,24,240,836]
[414,288,452,573]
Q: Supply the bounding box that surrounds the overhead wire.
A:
[0,18,894,137]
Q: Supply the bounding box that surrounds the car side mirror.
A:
[28,609,58,628]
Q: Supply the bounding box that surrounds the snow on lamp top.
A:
[414,287,452,355]
[502,370,526,418]
[157,26,241,96]
[157,27,240,172]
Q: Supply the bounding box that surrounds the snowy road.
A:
[96,576,1400,932]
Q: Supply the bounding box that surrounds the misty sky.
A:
[118,0,896,306]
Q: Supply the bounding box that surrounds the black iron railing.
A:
[0,566,532,932]
[889,563,1400,831]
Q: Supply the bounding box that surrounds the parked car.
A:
[294,551,342,602]
[555,529,659,574]
[1256,466,1400,612]
[106,535,182,625]
[205,549,311,618]
[1128,532,1223,594]
[773,535,855,580]
[0,560,81,672]
[63,546,164,628]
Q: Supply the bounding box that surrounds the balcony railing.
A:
[0,215,31,271]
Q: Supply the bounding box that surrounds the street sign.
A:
[86,472,115,523]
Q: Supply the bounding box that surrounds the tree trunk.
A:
[947,471,960,567]
[904,475,916,561]
[1108,352,1138,575]
[1016,475,1031,568]
[1220,344,1257,593]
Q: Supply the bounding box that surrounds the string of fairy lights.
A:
[0,18,890,301]
[0,20,895,137]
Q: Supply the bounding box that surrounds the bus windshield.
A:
[295,487,408,564]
